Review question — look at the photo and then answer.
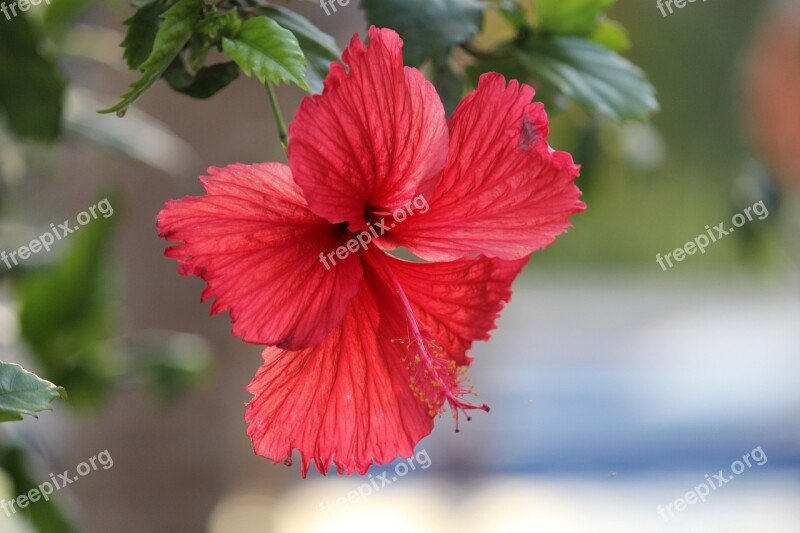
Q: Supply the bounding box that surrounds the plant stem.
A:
[265,81,288,151]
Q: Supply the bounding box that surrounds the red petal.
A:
[245,250,525,475]
[382,73,585,261]
[385,254,528,366]
[245,270,433,476]
[288,27,449,231]
[157,163,362,350]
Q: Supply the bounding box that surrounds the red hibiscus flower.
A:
[157,27,584,476]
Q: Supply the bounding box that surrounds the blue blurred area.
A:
[424,279,800,475]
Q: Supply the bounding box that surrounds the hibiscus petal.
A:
[245,250,525,475]
[381,72,585,261]
[385,254,528,366]
[157,163,362,350]
[245,271,433,476]
[288,27,449,231]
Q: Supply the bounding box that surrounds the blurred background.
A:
[1,0,799,531]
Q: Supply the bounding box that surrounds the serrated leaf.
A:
[122,0,163,70]
[222,16,308,90]
[259,6,339,60]
[517,37,658,121]
[0,16,65,142]
[0,363,67,422]
[99,0,202,114]
[360,0,485,66]
[258,5,339,93]
[536,0,615,35]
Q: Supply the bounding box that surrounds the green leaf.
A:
[536,0,614,35]
[517,37,658,121]
[0,16,65,142]
[163,55,196,91]
[259,6,339,60]
[535,0,629,51]
[222,16,308,90]
[18,197,119,409]
[258,5,339,93]
[166,58,241,98]
[360,0,485,66]
[589,18,630,52]
[197,9,241,38]
[99,0,203,114]
[182,10,241,86]
[186,33,212,73]
[121,0,164,70]
[0,363,67,422]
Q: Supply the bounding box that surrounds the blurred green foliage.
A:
[18,201,118,409]
[0,15,65,142]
